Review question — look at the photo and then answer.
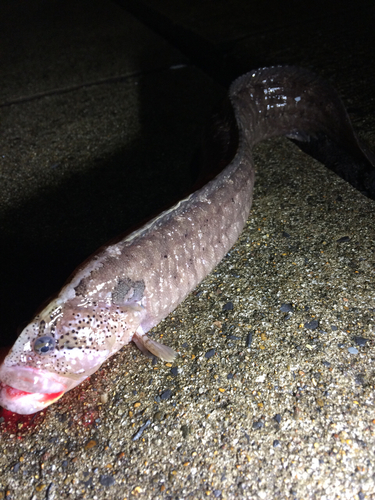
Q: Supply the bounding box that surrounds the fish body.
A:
[0,66,373,414]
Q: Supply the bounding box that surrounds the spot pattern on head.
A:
[6,298,143,376]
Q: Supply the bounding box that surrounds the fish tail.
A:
[230,66,374,169]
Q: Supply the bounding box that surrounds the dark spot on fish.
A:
[112,278,132,305]
[112,278,145,305]
[74,279,87,296]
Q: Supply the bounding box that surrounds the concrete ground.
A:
[0,1,374,499]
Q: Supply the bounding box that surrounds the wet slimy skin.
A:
[0,66,373,414]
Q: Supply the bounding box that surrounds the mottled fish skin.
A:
[0,66,373,414]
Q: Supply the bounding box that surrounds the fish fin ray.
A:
[132,334,154,359]
[133,333,177,361]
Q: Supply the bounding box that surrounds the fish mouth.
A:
[0,365,67,394]
[0,383,65,415]
[0,366,75,415]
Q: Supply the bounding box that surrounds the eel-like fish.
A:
[0,66,373,414]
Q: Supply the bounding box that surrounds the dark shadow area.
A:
[114,0,375,197]
[291,133,375,199]
[113,0,375,86]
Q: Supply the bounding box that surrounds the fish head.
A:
[0,297,144,414]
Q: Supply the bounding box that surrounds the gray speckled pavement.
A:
[1,1,375,499]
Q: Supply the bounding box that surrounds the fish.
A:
[0,66,373,415]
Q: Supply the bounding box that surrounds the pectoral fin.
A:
[133,332,177,362]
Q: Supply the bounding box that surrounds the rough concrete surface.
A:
[1,1,375,499]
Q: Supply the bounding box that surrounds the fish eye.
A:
[34,336,55,355]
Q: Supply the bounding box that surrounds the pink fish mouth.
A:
[0,365,67,394]
[0,366,69,415]
[0,383,65,414]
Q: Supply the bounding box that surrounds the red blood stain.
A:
[0,359,112,434]
[0,406,44,436]
[81,409,99,427]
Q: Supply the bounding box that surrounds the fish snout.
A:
[0,383,65,415]
[0,365,66,394]
[0,366,70,414]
